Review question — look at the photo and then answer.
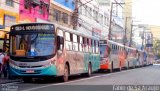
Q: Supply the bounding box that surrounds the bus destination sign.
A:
[100,40,107,44]
[12,24,54,31]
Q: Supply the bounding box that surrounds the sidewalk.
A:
[0,76,21,84]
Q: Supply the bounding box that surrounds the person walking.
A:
[2,53,9,78]
[0,49,4,78]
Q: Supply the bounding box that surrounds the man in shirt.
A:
[2,53,9,78]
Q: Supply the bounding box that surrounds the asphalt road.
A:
[1,65,160,91]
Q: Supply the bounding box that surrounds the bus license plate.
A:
[26,70,34,73]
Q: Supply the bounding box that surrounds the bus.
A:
[125,46,139,68]
[99,39,127,72]
[99,39,151,71]
[8,23,100,82]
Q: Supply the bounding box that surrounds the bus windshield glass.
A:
[10,33,55,57]
[100,45,108,58]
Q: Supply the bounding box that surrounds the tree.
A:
[153,39,160,59]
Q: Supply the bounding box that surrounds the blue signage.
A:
[54,0,75,10]
[0,25,4,29]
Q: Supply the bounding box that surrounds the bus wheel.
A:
[119,62,122,71]
[110,62,113,73]
[22,78,32,83]
[127,62,129,69]
[87,63,92,77]
[63,64,69,82]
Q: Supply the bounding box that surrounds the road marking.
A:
[22,67,147,91]
[153,64,160,66]
[1,81,22,85]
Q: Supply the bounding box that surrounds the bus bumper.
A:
[8,65,57,77]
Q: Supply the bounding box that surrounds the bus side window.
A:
[57,36,64,50]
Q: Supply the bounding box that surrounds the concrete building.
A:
[0,0,19,31]
[49,0,74,29]
[77,0,109,39]
[54,0,75,10]
[97,0,124,42]
[19,0,50,23]
[0,0,19,50]
[123,0,132,44]
[149,25,160,39]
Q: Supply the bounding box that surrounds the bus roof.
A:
[11,22,99,40]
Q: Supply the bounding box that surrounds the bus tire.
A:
[110,62,113,73]
[22,77,32,83]
[127,61,129,69]
[63,64,69,82]
[87,63,92,77]
[119,62,122,71]
[81,63,92,77]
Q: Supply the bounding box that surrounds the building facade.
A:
[49,0,74,28]
[0,0,19,50]
[77,0,109,38]
[54,0,75,11]
[19,0,50,23]
[123,0,132,43]
[0,0,19,31]
[98,0,124,42]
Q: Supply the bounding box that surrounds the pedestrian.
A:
[0,49,4,78]
[2,53,9,78]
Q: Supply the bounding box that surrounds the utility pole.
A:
[72,0,79,30]
[108,2,113,40]
[141,28,145,50]
[129,20,133,47]
[108,2,125,40]
[123,17,127,45]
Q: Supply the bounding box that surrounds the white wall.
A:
[78,0,109,39]
[0,0,19,13]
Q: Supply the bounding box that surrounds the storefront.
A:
[0,9,18,51]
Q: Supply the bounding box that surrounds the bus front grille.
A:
[19,65,43,68]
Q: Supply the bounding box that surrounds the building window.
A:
[4,15,16,27]
[39,7,44,14]
[86,7,90,17]
[100,14,103,24]
[78,2,82,14]
[24,0,30,9]
[89,8,92,18]
[104,16,107,25]
[6,0,14,7]
[84,5,87,16]
[95,11,98,20]
[93,10,96,19]
[53,9,61,22]
[62,13,68,24]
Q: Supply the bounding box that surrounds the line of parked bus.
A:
[3,23,154,82]
[99,40,154,72]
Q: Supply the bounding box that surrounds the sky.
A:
[132,0,160,26]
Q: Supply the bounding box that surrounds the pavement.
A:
[0,75,20,84]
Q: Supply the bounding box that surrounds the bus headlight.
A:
[9,62,20,69]
[42,59,56,68]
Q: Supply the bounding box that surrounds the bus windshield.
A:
[10,33,55,57]
[100,45,109,58]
